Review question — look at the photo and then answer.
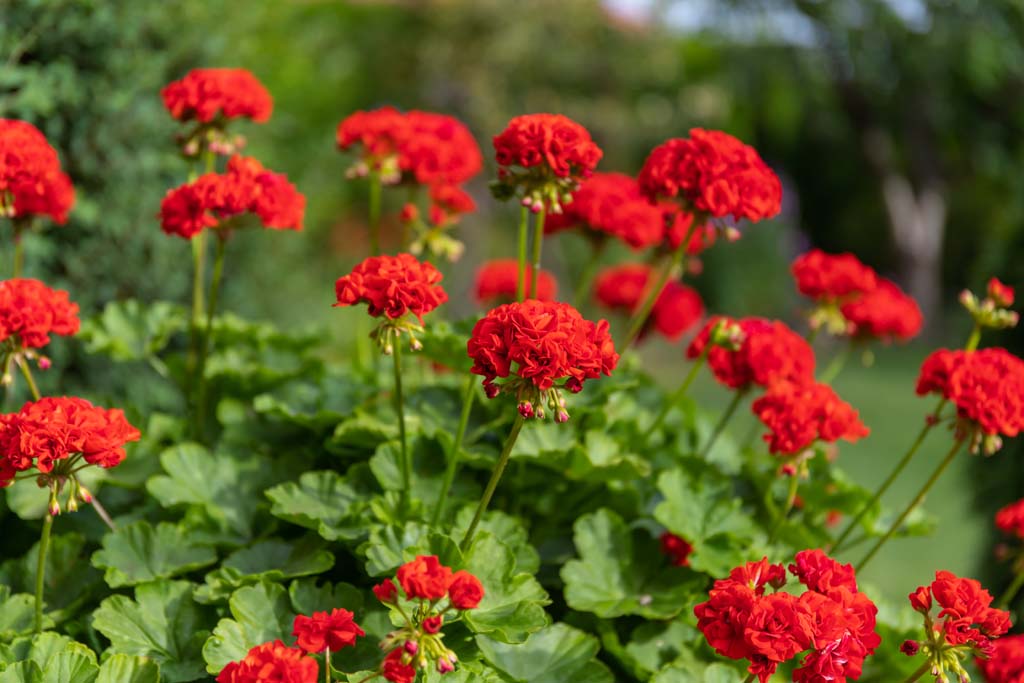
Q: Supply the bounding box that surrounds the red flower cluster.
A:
[989,277,1015,308]
[467,300,618,418]
[0,119,75,223]
[637,128,782,222]
[336,107,482,188]
[594,264,704,342]
[291,608,364,654]
[334,253,447,323]
[161,68,272,124]
[687,316,815,390]
[427,183,476,226]
[160,155,305,238]
[659,532,693,567]
[839,279,923,342]
[752,380,869,455]
[493,113,602,179]
[978,633,1024,683]
[216,640,316,683]
[0,279,79,349]
[791,249,878,302]
[916,348,1024,445]
[996,499,1024,540]
[474,259,557,304]
[695,551,879,683]
[376,556,485,611]
[910,571,1011,658]
[0,396,141,487]
[544,172,664,248]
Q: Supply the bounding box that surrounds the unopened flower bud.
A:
[900,640,919,656]
[409,337,423,352]
[535,408,545,420]
[183,140,200,156]
[724,227,741,242]
[530,201,543,214]
[37,356,51,370]
[518,401,534,419]
[48,494,61,517]
[382,343,394,356]
[521,197,533,207]
[556,410,569,423]
[67,494,79,512]
[78,485,93,504]
[404,640,418,655]
[437,659,455,674]
[1,373,11,386]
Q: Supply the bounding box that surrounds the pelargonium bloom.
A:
[916,347,1024,454]
[996,499,1024,540]
[216,640,316,683]
[448,570,485,610]
[907,571,1011,680]
[543,172,666,250]
[396,555,453,601]
[334,253,447,323]
[791,249,878,302]
[977,633,1024,683]
[839,278,923,342]
[988,277,1015,308]
[160,155,305,238]
[659,532,693,567]
[291,608,364,654]
[0,119,75,224]
[638,128,782,223]
[687,316,815,391]
[161,68,273,124]
[0,279,79,351]
[593,263,704,342]
[474,259,557,304]
[752,380,869,455]
[467,299,618,421]
[381,649,416,683]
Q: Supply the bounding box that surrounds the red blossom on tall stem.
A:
[0,119,75,225]
[0,278,79,357]
[291,608,364,654]
[594,263,704,342]
[996,499,1024,540]
[752,380,869,456]
[162,68,273,124]
[687,316,815,391]
[475,259,557,304]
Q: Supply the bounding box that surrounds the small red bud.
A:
[518,401,534,419]
[555,410,569,423]
[900,640,919,656]
[437,659,455,674]
[37,357,51,370]
[404,640,418,655]
[484,383,500,399]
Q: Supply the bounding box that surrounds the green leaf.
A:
[201,581,295,675]
[288,579,364,618]
[653,467,757,576]
[79,299,186,362]
[0,533,101,625]
[96,655,160,683]
[462,532,549,644]
[91,521,218,588]
[651,662,741,683]
[361,523,461,577]
[477,622,613,683]
[625,621,702,675]
[265,471,367,541]
[562,509,701,619]
[0,637,101,683]
[92,580,209,682]
[0,586,40,640]
[510,422,578,460]
[564,431,652,482]
[195,539,334,603]
[451,508,540,575]
[325,412,398,458]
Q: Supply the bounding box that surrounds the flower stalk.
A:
[392,342,411,510]
[195,234,227,440]
[622,219,696,349]
[33,512,52,633]
[516,206,529,301]
[432,374,475,526]
[529,206,546,298]
[368,172,382,256]
[649,346,708,436]
[700,389,747,458]
[997,566,1024,609]
[17,357,41,401]
[460,414,526,550]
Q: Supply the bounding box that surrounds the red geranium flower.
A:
[791,249,878,302]
[448,570,485,610]
[659,532,693,567]
[474,259,557,304]
[637,128,782,222]
[334,253,447,323]
[788,549,858,594]
[467,300,618,420]
[381,649,416,683]
[0,119,75,224]
[996,499,1024,540]
[839,278,923,342]
[291,608,364,654]
[162,68,272,124]
[396,555,453,601]
[373,579,398,604]
[543,172,665,250]
[493,113,602,180]
[593,263,704,342]
[977,633,1024,683]
[0,279,79,350]
[988,277,1015,308]
[752,381,869,455]
[217,640,316,683]
[687,316,815,390]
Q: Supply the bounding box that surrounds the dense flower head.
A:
[637,128,782,222]
[839,278,923,342]
[989,277,1015,308]
[593,263,704,342]
[336,107,482,187]
[543,172,665,249]
[791,249,878,302]
[910,571,1011,661]
[493,113,602,180]
[752,380,869,455]
[334,253,447,323]
[0,396,141,487]
[467,300,618,419]
[216,640,317,683]
[396,555,453,601]
[687,316,815,390]
[978,633,1024,683]
[696,552,879,683]
[448,570,485,610]
[291,608,364,654]
[0,119,75,223]
[474,259,557,304]
[996,499,1024,540]
[381,649,416,683]
[162,68,272,124]
[160,155,305,238]
[659,532,693,567]
[916,347,1024,450]
[0,279,79,350]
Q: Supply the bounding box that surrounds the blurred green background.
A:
[3,0,1023,604]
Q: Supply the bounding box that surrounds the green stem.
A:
[572,238,607,308]
[766,473,800,544]
[432,374,475,527]
[392,343,411,510]
[529,206,546,298]
[191,232,207,322]
[17,358,41,401]
[195,236,227,440]
[13,232,23,278]
[622,236,691,350]
[595,621,648,682]
[965,323,982,352]
[89,494,117,532]
[460,414,526,550]
[744,674,756,683]
[818,341,852,384]
[324,646,330,683]
[998,567,1024,609]
[831,398,945,553]
[34,513,52,633]
[649,350,707,435]
[699,390,747,458]
[903,661,931,683]
[856,437,965,572]
[806,326,820,345]
[368,173,382,256]
[516,206,529,301]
